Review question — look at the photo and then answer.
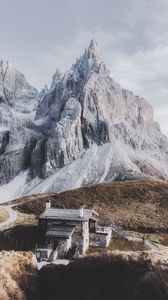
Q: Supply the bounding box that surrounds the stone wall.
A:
[57,236,71,258]
[40,219,90,255]
[111,229,127,240]
[71,221,89,254]
[90,232,111,248]
[82,221,89,253]
[72,233,83,253]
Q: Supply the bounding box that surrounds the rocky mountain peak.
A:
[86,39,101,65]
[50,69,62,90]
[89,39,99,51]
[70,40,102,81]
[0,60,38,110]
[0,41,168,201]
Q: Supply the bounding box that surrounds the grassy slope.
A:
[0,250,167,300]
[0,251,38,300]
[0,207,9,223]
[17,179,168,231]
[87,239,149,254]
[38,251,168,300]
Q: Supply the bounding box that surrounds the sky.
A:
[0,0,168,135]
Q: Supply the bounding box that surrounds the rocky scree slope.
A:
[0,40,168,200]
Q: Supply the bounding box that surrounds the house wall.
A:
[39,219,48,233]
[71,221,89,254]
[82,221,89,253]
[39,218,90,255]
[57,236,72,258]
[90,232,111,248]
[111,229,127,240]
[71,233,83,252]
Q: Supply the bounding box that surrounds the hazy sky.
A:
[0,0,168,135]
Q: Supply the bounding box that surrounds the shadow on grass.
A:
[38,253,168,300]
[0,225,43,251]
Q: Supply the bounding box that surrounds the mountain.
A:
[0,40,168,201]
[0,60,38,110]
[0,61,40,187]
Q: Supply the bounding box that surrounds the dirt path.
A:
[0,206,18,230]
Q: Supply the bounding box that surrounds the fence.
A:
[110,223,128,240]
[0,221,16,232]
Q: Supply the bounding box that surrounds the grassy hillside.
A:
[0,251,38,300]
[17,179,168,231]
[0,250,167,300]
[0,207,9,223]
[38,251,168,300]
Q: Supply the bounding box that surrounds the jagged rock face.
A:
[0,40,168,200]
[0,61,38,111]
[0,130,9,155]
[44,98,83,174]
[0,64,40,185]
[34,40,168,182]
[0,102,40,185]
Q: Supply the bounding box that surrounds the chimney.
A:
[79,204,85,218]
[46,199,51,210]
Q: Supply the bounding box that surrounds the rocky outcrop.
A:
[43,98,83,175]
[0,130,9,155]
[0,65,40,185]
[0,60,37,110]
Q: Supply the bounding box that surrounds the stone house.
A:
[37,201,112,261]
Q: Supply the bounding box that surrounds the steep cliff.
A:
[0,62,40,186]
[0,40,168,200]
[32,40,168,185]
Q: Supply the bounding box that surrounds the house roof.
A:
[39,208,99,221]
[45,225,76,239]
